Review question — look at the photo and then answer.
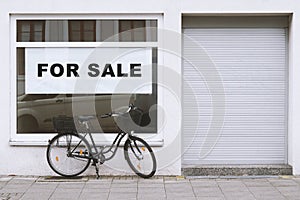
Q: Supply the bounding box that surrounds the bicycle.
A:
[46,104,157,179]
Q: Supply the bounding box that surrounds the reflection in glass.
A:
[17,21,45,42]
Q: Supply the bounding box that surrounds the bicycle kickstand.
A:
[92,160,100,179]
[95,165,100,179]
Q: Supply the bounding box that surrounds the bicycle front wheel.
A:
[47,133,91,177]
[124,136,156,178]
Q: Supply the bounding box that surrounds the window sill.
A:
[9,134,164,147]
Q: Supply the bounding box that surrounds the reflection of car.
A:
[17,94,134,133]
[18,94,65,133]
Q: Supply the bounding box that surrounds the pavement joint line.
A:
[241,177,257,200]
[74,179,86,199]
[189,176,197,198]
[16,176,36,200]
[0,177,11,192]
[163,175,167,199]
[106,177,113,200]
[270,179,293,199]
[136,176,138,200]
[47,180,59,200]
[216,180,226,200]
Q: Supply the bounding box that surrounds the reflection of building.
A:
[1,1,300,177]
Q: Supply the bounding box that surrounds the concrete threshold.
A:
[182,164,292,176]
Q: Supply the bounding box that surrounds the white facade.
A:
[1,0,300,176]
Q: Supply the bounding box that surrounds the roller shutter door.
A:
[183,28,287,165]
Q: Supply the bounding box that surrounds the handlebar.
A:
[100,104,143,119]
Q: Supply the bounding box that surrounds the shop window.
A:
[15,18,158,134]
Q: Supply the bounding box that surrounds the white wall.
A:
[0,0,300,175]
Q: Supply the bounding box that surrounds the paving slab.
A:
[108,192,137,200]
[137,195,166,200]
[222,191,256,200]
[285,195,300,200]
[196,197,225,200]
[268,179,299,187]
[110,187,138,193]
[138,178,164,183]
[138,186,165,193]
[20,192,52,200]
[243,179,273,187]
[138,183,164,188]
[190,179,218,187]
[84,182,111,189]
[166,192,196,199]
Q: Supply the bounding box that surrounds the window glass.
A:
[46,20,68,42]
[16,19,158,134]
[119,20,133,41]
[119,20,147,42]
[99,20,116,41]
[17,20,157,42]
[17,48,25,76]
[69,20,96,42]
[17,21,45,42]
[133,21,146,42]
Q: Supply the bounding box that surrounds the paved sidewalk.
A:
[1,176,300,200]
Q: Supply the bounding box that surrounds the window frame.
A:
[10,14,164,146]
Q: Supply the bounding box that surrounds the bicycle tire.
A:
[46,133,91,177]
[124,136,156,178]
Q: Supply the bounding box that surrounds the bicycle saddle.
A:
[77,115,96,122]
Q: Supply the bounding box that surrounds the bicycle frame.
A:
[87,131,127,162]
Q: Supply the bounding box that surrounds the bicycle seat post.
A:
[82,121,89,130]
[129,130,134,137]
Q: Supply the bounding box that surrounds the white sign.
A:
[25,47,152,94]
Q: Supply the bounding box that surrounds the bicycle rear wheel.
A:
[124,136,156,178]
[47,133,91,177]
